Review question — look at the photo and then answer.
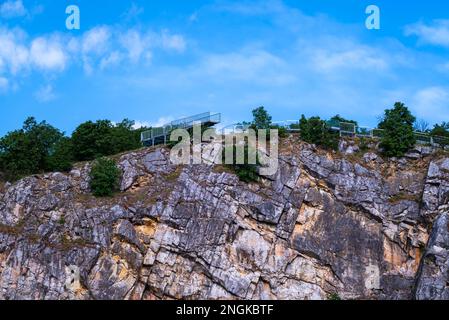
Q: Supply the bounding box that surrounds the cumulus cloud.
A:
[82,26,111,55]
[30,37,67,71]
[0,0,26,18]
[0,27,29,74]
[119,30,146,63]
[0,23,187,85]
[405,20,449,48]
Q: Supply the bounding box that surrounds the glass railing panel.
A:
[340,122,356,133]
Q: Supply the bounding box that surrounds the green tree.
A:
[252,106,272,129]
[72,119,143,161]
[111,119,143,153]
[0,117,64,180]
[299,115,339,150]
[431,122,449,149]
[378,102,416,157]
[89,158,121,197]
[330,114,358,126]
[71,120,114,161]
[46,137,74,172]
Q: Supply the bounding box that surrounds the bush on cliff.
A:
[299,115,339,151]
[378,102,416,157]
[223,144,259,183]
[89,158,121,197]
[430,122,449,149]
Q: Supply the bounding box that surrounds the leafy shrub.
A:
[223,144,259,183]
[299,115,339,151]
[89,158,121,197]
[328,293,342,301]
[359,137,370,152]
[46,137,74,172]
[378,102,416,157]
[270,125,288,139]
[431,122,449,149]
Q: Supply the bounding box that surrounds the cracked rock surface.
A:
[1,138,449,300]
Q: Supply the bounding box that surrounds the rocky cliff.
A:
[0,137,448,300]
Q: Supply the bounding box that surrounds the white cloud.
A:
[79,27,184,72]
[30,37,67,71]
[0,22,187,81]
[80,27,111,74]
[198,49,295,85]
[100,51,122,70]
[411,87,449,123]
[34,84,57,103]
[405,20,449,48]
[161,30,186,52]
[119,30,146,63]
[132,117,176,129]
[132,121,151,129]
[311,46,389,73]
[0,27,29,74]
[151,116,176,127]
[0,0,26,18]
[82,26,111,55]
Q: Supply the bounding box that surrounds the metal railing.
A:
[142,114,449,148]
[259,119,449,147]
[330,122,449,147]
[141,112,221,143]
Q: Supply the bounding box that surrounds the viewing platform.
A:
[141,112,221,146]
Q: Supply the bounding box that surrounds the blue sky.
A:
[1,0,449,136]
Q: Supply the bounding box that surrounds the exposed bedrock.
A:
[0,139,448,300]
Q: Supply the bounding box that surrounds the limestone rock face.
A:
[415,213,449,300]
[414,157,449,300]
[0,139,448,300]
